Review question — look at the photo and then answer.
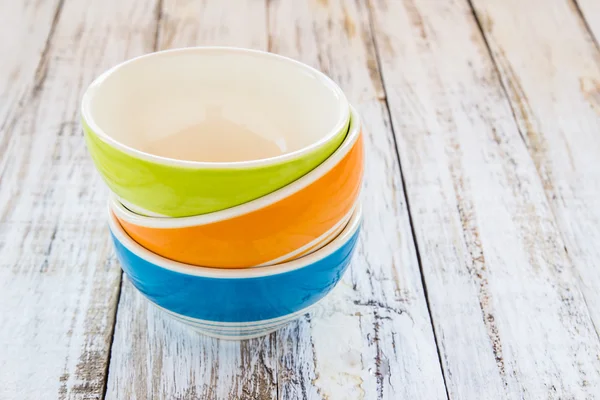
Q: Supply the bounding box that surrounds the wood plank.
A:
[156,0,268,49]
[369,0,600,398]
[0,0,157,398]
[471,0,600,357]
[0,0,63,171]
[104,1,279,399]
[575,0,600,46]
[268,1,447,399]
[106,276,278,400]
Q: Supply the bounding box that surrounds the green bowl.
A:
[81,47,350,217]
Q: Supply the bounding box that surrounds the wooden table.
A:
[2,0,600,398]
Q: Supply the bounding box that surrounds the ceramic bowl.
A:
[82,47,350,217]
[111,106,363,268]
[108,203,362,340]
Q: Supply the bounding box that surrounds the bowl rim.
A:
[108,202,362,279]
[110,105,362,228]
[81,46,350,169]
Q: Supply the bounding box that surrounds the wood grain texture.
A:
[106,277,278,400]
[575,0,600,46]
[370,0,600,398]
[471,0,600,360]
[156,0,268,50]
[0,0,62,148]
[7,0,599,398]
[268,1,447,399]
[104,1,279,399]
[0,0,157,398]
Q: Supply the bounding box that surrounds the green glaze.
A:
[83,119,349,217]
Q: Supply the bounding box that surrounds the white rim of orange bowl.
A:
[108,203,362,279]
[110,105,361,228]
[256,202,356,266]
[81,47,350,169]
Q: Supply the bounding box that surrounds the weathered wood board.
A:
[3,0,600,398]
[370,0,600,398]
[0,0,157,398]
[576,0,600,45]
[470,0,600,338]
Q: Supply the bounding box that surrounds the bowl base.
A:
[152,302,319,340]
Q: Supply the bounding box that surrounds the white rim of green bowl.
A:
[81,47,350,169]
[108,202,362,279]
[110,105,362,228]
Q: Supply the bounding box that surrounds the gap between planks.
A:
[364,3,451,399]
[101,0,163,397]
[369,0,600,397]
[572,0,600,50]
[468,0,600,340]
[465,0,600,341]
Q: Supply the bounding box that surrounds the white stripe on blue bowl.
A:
[156,302,319,340]
[108,203,363,340]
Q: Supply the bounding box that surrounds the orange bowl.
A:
[111,107,364,268]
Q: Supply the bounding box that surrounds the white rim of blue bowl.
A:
[81,46,350,169]
[109,105,361,227]
[108,202,362,279]
[255,202,357,267]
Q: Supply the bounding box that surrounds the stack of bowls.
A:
[82,47,364,340]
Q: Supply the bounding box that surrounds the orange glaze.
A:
[116,133,364,268]
[271,209,353,265]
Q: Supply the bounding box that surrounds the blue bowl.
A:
[108,204,362,340]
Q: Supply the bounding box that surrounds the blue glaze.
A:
[110,224,360,323]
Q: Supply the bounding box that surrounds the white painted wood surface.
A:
[370,0,600,398]
[576,0,600,45]
[0,0,156,398]
[470,0,600,340]
[2,0,600,398]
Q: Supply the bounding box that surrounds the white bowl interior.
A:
[83,48,348,163]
